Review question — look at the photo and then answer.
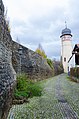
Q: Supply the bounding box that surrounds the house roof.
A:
[68,54,74,63]
[68,44,79,63]
[77,44,79,48]
[73,44,79,52]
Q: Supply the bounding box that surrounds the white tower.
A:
[60,25,73,73]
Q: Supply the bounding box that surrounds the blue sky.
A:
[3,0,79,60]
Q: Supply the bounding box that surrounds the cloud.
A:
[3,0,79,60]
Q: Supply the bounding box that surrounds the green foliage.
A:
[35,44,47,58]
[70,67,79,79]
[16,74,28,91]
[27,82,42,97]
[36,48,47,59]
[14,74,43,99]
[14,89,29,98]
[47,58,54,70]
[74,67,77,73]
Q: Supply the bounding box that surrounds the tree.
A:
[36,43,47,59]
[4,8,11,32]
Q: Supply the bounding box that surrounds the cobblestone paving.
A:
[55,75,78,119]
[8,74,79,119]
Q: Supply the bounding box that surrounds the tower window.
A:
[64,57,66,62]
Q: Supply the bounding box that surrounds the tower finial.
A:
[65,21,67,28]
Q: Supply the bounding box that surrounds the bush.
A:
[70,67,79,81]
[16,74,28,91]
[14,89,29,99]
[36,48,47,59]
[47,58,54,70]
[14,74,29,98]
[14,73,43,99]
[27,82,42,97]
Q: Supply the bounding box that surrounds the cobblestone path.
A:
[8,74,79,119]
[55,75,78,119]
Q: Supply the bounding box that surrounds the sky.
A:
[3,0,79,60]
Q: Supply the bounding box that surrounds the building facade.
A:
[60,26,74,73]
[68,44,79,66]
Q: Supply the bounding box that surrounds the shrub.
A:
[14,89,29,99]
[16,74,28,91]
[70,67,79,79]
[14,73,43,99]
[27,82,43,97]
[35,44,47,59]
[36,48,47,59]
[14,74,29,98]
[47,58,54,70]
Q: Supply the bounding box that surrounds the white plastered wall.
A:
[61,35,73,73]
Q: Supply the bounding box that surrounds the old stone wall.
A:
[12,41,53,80]
[0,0,53,118]
[0,1,16,119]
[53,61,64,76]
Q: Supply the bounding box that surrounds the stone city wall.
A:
[0,0,16,119]
[12,41,53,80]
[0,0,53,118]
